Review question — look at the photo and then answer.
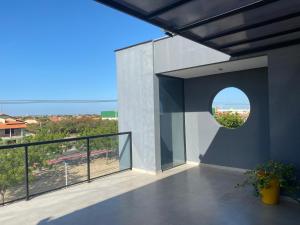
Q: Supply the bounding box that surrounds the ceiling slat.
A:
[231,38,300,56]
[201,11,300,42]
[176,0,278,32]
[218,27,300,49]
[147,0,195,19]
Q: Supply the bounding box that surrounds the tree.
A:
[215,112,245,129]
[0,149,25,204]
[0,116,119,204]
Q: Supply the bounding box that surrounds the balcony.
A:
[0,164,299,225]
[0,132,132,205]
[1,1,300,224]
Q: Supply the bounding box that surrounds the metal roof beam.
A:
[94,0,220,51]
[202,11,300,42]
[94,0,148,20]
[218,27,300,49]
[177,0,279,32]
[231,38,300,56]
[147,0,195,19]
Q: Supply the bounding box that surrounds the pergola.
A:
[95,0,300,56]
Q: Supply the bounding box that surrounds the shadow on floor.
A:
[36,166,300,225]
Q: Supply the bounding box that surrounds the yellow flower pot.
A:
[260,178,280,205]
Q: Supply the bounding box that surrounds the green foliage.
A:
[212,107,216,116]
[0,149,25,204]
[0,116,118,204]
[23,117,118,169]
[236,161,300,202]
[25,117,117,140]
[214,112,245,129]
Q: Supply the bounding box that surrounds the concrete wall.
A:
[268,45,300,174]
[154,37,300,172]
[154,36,230,74]
[116,42,161,172]
[184,68,270,169]
[116,35,300,173]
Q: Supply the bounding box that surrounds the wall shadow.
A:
[184,68,270,169]
[35,166,300,225]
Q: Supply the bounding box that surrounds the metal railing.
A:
[0,132,132,205]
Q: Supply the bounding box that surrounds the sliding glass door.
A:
[159,75,186,171]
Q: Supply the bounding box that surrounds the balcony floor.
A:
[1,164,299,225]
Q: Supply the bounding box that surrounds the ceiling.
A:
[162,56,268,78]
[95,0,300,56]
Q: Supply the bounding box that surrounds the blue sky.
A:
[0,1,249,115]
[0,0,163,115]
[212,87,250,109]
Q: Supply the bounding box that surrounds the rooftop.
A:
[0,114,27,129]
[1,164,299,225]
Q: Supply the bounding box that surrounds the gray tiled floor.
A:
[1,165,300,225]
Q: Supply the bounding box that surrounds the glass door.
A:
[159,75,186,171]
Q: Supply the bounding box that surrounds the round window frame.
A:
[210,87,251,129]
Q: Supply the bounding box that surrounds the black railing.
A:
[0,132,132,205]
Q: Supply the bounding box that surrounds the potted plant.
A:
[236,161,300,205]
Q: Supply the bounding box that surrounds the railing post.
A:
[87,138,91,182]
[24,146,29,200]
[129,132,133,169]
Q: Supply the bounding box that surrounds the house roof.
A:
[96,0,300,56]
[0,123,27,129]
[0,114,27,129]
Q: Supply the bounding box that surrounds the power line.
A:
[0,100,117,104]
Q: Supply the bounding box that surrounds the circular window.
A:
[212,87,250,129]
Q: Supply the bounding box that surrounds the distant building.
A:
[49,116,64,123]
[0,114,27,140]
[213,107,250,122]
[101,111,118,120]
[25,119,39,124]
[214,107,250,115]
